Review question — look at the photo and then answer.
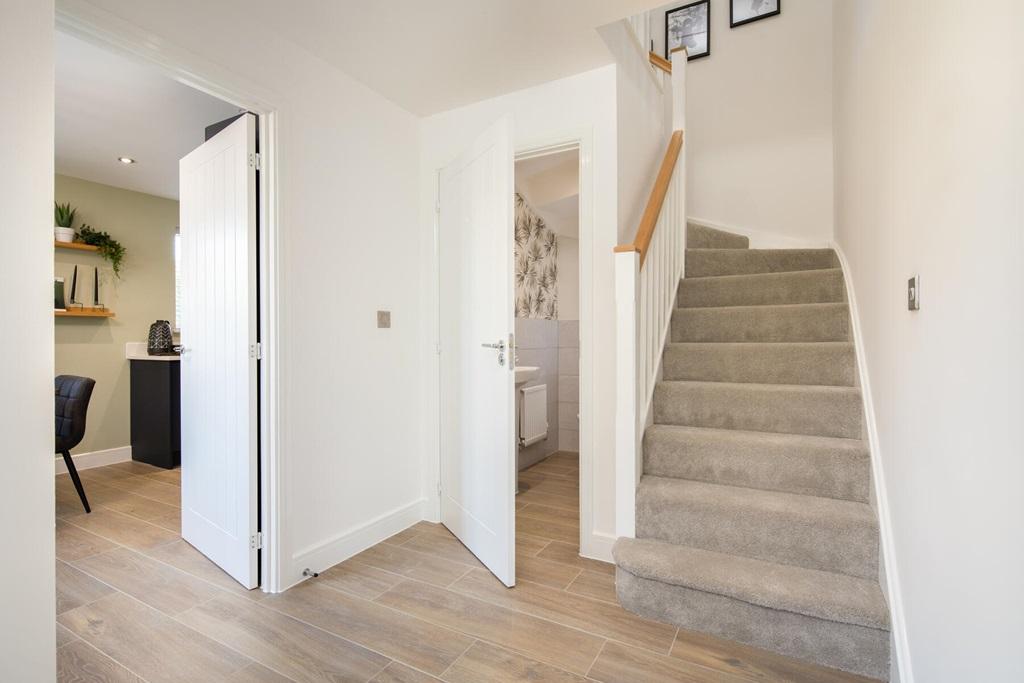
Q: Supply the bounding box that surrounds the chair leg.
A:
[61,450,90,513]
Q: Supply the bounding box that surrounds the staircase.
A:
[613,224,891,680]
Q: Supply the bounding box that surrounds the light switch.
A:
[377,310,391,328]
[907,276,920,311]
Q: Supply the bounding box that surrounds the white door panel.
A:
[439,116,516,586]
[179,114,259,589]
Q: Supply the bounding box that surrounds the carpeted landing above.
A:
[613,223,891,681]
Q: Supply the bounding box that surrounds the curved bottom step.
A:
[614,538,890,681]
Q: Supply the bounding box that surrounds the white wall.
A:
[650,0,833,245]
[0,0,56,679]
[833,2,1024,681]
[599,19,672,243]
[64,0,425,589]
[419,65,621,560]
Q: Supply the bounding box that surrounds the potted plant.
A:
[76,224,126,277]
[54,202,77,243]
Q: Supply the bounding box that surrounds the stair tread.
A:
[645,423,868,455]
[685,248,840,278]
[613,537,890,631]
[644,424,870,502]
[683,268,844,284]
[678,269,846,308]
[656,379,861,395]
[638,475,876,527]
[672,302,851,343]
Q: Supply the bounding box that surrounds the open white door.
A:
[179,114,259,589]
[439,116,516,586]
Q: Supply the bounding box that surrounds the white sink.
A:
[514,365,540,387]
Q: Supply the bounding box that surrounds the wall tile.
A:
[559,430,579,452]
[516,318,558,350]
[558,320,579,349]
[558,375,579,402]
[558,348,579,376]
[558,402,579,429]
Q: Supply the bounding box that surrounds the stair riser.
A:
[686,224,750,249]
[663,343,857,386]
[685,249,839,277]
[654,383,863,439]
[643,429,870,502]
[672,304,851,343]
[616,570,889,681]
[679,270,846,308]
[636,493,878,578]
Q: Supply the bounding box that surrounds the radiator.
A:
[519,384,548,447]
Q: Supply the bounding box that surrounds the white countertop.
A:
[125,342,180,362]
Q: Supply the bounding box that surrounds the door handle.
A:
[481,339,506,366]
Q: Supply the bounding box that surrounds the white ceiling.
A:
[56,32,242,200]
[516,149,579,239]
[246,0,665,115]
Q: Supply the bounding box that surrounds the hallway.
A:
[55,456,874,682]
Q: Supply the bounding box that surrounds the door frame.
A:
[56,6,284,592]
[430,127,597,559]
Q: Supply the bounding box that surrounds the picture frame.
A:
[730,0,780,28]
[665,0,710,61]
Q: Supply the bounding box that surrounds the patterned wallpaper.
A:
[514,193,558,319]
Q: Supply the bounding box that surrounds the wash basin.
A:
[514,366,539,387]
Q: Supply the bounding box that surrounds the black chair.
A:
[55,375,96,513]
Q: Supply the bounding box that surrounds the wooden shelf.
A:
[55,307,115,318]
[55,240,100,252]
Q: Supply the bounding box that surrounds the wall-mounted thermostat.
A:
[907,276,920,311]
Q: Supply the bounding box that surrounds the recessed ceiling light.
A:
[117,157,136,165]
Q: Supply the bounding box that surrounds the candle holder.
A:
[67,264,84,310]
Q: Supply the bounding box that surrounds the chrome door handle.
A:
[481,339,506,366]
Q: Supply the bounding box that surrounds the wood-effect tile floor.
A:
[56,453,877,682]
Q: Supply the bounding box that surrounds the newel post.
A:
[614,249,640,539]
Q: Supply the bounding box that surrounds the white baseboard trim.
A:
[581,530,616,564]
[286,497,427,591]
[688,216,831,249]
[55,445,132,474]
[831,243,914,683]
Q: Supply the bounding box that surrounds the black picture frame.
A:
[730,0,781,28]
[665,0,710,61]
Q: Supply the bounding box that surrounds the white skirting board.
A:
[831,243,913,683]
[54,445,132,474]
[286,497,428,591]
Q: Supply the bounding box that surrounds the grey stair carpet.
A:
[686,248,839,277]
[663,341,857,386]
[614,224,890,680]
[672,302,851,343]
[686,222,750,249]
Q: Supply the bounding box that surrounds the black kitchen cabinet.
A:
[129,359,181,469]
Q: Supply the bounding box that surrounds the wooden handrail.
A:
[648,47,689,74]
[648,52,671,74]
[614,130,684,266]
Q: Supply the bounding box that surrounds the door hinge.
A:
[250,342,263,360]
[249,152,262,170]
[251,532,263,550]
[437,481,441,496]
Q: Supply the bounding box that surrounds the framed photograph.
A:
[665,0,710,61]
[730,0,780,28]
